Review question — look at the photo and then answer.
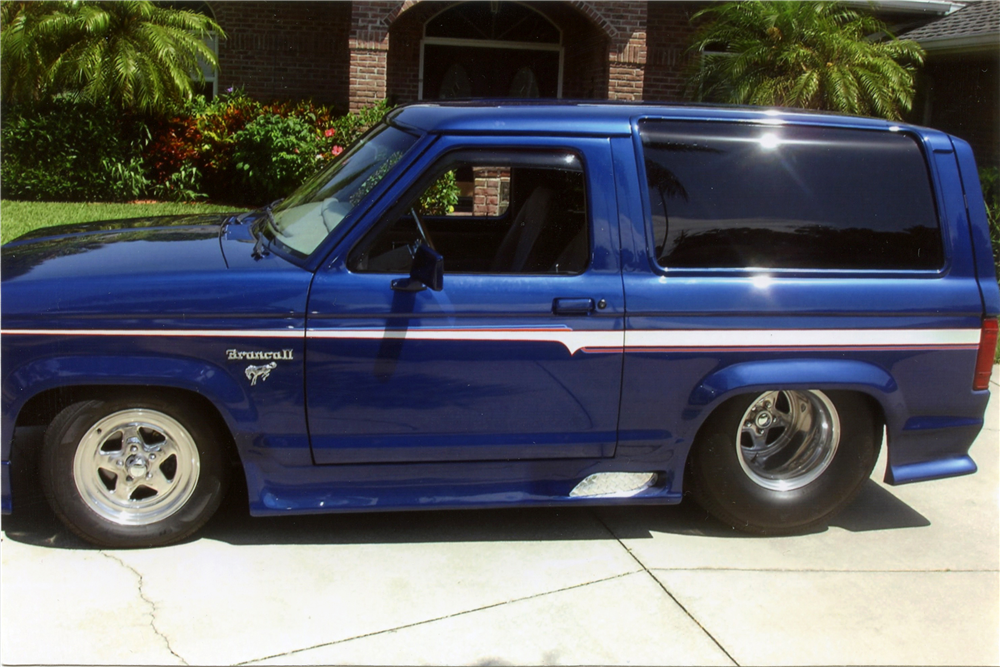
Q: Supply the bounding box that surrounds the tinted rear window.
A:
[639,121,943,271]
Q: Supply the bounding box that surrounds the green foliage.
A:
[142,91,392,205]
[0,86,393,206]
[0,100,149,201]
[151,162,206,202]
[0,199,246,244]
[418,170,460,215]
[1,0,223,114]
[980,166,1000,280]
[232,114,320,203]
[330,99,393,147]
[687,1,925,120]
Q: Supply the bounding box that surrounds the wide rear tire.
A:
[689,390,880,534]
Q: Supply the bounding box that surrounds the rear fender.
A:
[687,357,899,442]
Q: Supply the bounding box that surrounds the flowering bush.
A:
[141,90,377,204]
[1,91,391,205]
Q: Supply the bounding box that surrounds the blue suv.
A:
[3,102,997,547]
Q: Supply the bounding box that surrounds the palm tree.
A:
[1,1,223,114]
[687,1,924,120]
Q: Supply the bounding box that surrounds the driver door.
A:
[305,139,625,464]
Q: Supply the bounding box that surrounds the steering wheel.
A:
[409,207,436,252]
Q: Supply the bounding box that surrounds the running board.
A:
[569,472,658,498]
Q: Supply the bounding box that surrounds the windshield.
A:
[267,123,420,256]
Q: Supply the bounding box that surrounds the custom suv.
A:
[3,102,997,547]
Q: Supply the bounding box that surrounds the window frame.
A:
[348,147,592,277]
[632,117,952,279]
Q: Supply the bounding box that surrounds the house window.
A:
[420,2,563,100]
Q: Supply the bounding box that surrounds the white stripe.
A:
[307,328,624,355]
[1,327,980,353]
[1,328,303,339]
[624,328,981,348]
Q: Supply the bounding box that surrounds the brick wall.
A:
[642,2,705,102]
[592,1,648,101]
[535,3,608,99]
[472,168,511,217]
[212,1,351,108]
[212,1,707,109]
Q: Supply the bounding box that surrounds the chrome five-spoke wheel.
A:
[736,390,840,491]
[73,409,200,525]
[689,389,880,535]
[41,396,228,548]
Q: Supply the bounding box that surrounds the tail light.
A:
[974,318,998,391]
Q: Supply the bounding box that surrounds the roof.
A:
[901,0,999,52]
[388,101,899,138]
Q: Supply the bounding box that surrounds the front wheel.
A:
[40,396,229,548]
[688,390,880,534]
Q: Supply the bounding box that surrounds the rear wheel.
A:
[689,390,880,534]
[40,396,229,548]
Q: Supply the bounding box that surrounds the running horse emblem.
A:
[245,362,277,386]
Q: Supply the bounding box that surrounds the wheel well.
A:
[13,385,242,466]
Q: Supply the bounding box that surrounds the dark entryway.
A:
[420,2,563,100]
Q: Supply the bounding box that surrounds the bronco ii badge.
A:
[245,362,277,386]
[227,349,294,361]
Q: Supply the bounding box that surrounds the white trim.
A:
[623,328,981,350]
[2,327,981,356]
[422,37,563,53]
[417,1,564,101]
[1,328,303,339]
[308,327,623,355]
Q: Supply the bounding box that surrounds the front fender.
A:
[1,354,255,460]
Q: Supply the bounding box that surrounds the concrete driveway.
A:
[2,369,998,666]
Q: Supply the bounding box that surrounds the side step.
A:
[569,472,658,498]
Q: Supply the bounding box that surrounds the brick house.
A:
[198,1,996,166]
[207,1,703,110]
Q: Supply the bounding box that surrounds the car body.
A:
[2,102,998,547]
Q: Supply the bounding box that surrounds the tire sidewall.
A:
[41,396,228,548]
[691,390,879,533]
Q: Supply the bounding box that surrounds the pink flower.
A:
[331,146,344,156]
[324,128,336,138]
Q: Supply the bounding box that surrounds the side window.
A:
[638,121,943,271]
[350,153,589,275]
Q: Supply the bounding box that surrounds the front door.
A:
[305,139,624,464]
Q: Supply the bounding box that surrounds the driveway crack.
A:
[101,552,188,665]
[592,511,740,666]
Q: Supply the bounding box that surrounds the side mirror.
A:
[391,243,443,292]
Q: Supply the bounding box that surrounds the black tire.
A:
[688,390,880,535]
[40,395,230,548]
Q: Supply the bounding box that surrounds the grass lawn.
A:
[0,200,248,244]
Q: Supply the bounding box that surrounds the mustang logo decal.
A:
[245,362,277,386]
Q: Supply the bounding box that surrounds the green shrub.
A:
[419,170,460,215]
[2,91,394,206]
[232,114,321,203]
[0,101,148,201]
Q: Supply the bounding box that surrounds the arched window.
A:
[420,2,563,100]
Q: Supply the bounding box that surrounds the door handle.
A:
[553,298,595,315]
